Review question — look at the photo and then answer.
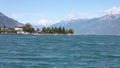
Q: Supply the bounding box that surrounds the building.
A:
[14,27,23,31]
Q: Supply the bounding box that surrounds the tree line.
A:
[23,23,74,34]
[0,23,74,34]
[41,27,74,34]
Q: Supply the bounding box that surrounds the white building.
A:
[14,27,23,31]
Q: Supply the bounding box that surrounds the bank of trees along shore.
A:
[41,27,74,34]
[23,23,74,34]
[0,23,74,34]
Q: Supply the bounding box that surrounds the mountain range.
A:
[0,12,120,35]
[0,12,23,28]
[53,14,120,35]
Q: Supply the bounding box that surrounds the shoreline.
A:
[1,32,120,36]
[0,33,73,35]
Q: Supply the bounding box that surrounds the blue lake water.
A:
[0,34,120,68]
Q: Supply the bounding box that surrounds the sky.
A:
[0,0,120,26]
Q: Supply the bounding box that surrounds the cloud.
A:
[104,6,120,15]
[66,14,77,20]
[11,13,55,26]
[36,19,54,26]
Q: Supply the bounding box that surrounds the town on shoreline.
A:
[0,23,74,35]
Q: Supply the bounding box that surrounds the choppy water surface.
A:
[0,34,120,68]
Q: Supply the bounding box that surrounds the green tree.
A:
[37,28,39,31]
[23,23,34,33]
[49,28,53,33]
[62,27,65,33]
[59,27,62,33]
[55,27,58,33]
[46,27,50,33]
[41,27,74,34]
[42,27,47,33]
[51,27,54,33]
[69,29,74,34]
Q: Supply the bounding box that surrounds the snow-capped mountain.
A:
[53,14,120,35]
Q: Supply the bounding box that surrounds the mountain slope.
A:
[0,12,23,28]
[53,14,120,35]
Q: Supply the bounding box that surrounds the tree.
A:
[51,27,54,33]
[42,27,47,33]
[23,23,34,33]
[69,29,74,34]
[55,27,58,33]
[37,28,40,31]
[49,28,53,33]
[62,27,65,33]
[59,27,62,33]
[40,27,74,34]
[46,27,50,33]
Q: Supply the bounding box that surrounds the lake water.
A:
[0,34,120,68]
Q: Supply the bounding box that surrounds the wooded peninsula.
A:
[0,23,74,34]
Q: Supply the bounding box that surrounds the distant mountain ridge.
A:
[0,12,23,28]
[53,14,120,35]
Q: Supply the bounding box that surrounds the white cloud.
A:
[66,14,77,20]
[104,6,120,15]
[36,19,54,26]
[11,13,55,26]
